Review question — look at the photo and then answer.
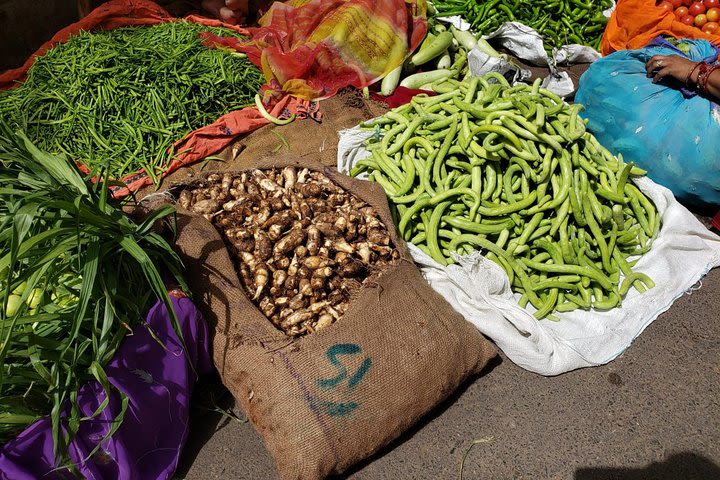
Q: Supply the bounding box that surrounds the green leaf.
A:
[0,126,187,452]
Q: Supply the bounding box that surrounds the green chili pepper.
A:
[353,73,660,319]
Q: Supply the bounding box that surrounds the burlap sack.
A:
[167,156,497,480]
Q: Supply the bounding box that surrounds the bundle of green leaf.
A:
[0,21,264,186]
[0,125,186,453]
[352,75,660,320]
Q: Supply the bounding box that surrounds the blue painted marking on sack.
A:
[347,357,372,389]
[312,343,372,417]
[316,399,359,417]
[316,343,371,391]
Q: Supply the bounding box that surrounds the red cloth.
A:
[204,0,428,100]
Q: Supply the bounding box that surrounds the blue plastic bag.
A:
[576,37,720,208]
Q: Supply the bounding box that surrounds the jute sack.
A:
[168,157,497,480]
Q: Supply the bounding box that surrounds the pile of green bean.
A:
[351,74,660,319]
[432,0,612,53]
[0,21,264,186]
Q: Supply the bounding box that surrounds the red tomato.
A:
[705,0,720,8]
[681,13,697,23]
[696,12,708,25]
[676,6,690,16]
[659,0,675,11]
[683,0,694,6]
[702,20,720,31]
[670,0,684,6]
[707,6,720,20]
[690,1,706,14]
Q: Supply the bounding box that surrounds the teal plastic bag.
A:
[576,37,720,209]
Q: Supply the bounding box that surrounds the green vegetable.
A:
[451,26,479,51]
[433,0,612,53]
[378,23,470,97]
[436,52,453,69]
[254,94,296,125]
[450,25,501,59]
[381,65,404,96]
[399,69,455,89]
[354,75,660,319]
[0,124,186,456]
[0,21,264,188]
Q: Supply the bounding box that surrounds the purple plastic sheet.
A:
[0,295,211,480]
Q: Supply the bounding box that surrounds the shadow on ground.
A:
[575,452,720,480]
[175,373,242,478]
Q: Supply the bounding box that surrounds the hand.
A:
[201,0,249,25]
[645,54,697,84]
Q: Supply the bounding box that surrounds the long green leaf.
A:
[0,124,187,458]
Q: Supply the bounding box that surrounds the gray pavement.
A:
[177,267,720,480]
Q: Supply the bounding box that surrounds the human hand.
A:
[646,54,698,85]
[201,0,249,25]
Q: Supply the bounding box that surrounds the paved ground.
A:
[177,265,720,480]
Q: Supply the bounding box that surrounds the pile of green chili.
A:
[352,74,659,320]
[0,21,264,186]
[432,0,612,53]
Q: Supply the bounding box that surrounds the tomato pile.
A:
[658,0,720,34]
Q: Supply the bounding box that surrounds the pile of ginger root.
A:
[179,167,400,336]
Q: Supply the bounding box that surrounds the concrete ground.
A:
[177,265,720,480]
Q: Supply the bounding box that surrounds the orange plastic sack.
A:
[0,0,307,198]
[602,0,720,55]
[203,0,428,100]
